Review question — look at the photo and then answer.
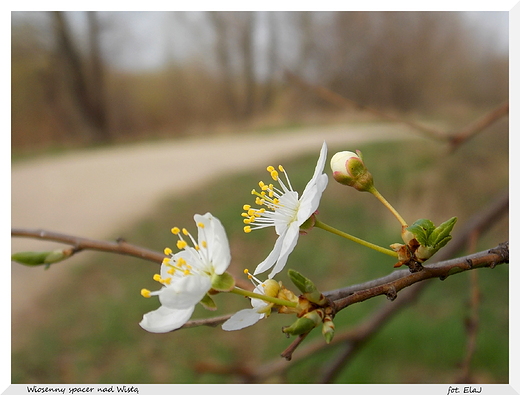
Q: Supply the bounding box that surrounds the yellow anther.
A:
[267,166,275,172]
[162,257,170,265]
[243,204,251,210]
[153,274,162,282]
[183,269,191,275]
[177,240,188,249]
[270,170,279,181]
[167,267,175,275]
[141,289,152,298]
[201,241,207,248]
[162,277,172,285]
[244,226,252,233]
[177,257,186,266]
[164,247,173,256]
[182,228,189,236]
[197,222,205,228]
[171,227,180,235]
[278,165,285,172]
[244,269,250,274]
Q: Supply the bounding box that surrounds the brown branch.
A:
[11,228,166,264]
[332,243,507,313]
[448,101,509,152]
[273,190,509,376]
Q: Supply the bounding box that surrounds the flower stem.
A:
[314,219,398,258]
[230,287,298,308]
[368,186,408,228]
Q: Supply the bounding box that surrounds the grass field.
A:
[11,125,509,384]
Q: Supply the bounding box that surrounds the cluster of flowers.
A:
[139,141,456,336]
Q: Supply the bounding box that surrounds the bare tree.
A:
[52,11,110,143]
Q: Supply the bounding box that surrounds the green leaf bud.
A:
[321,316,335,344]
[11,248,72,267]
[282,310,323,336]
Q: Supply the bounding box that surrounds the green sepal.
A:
[211,271,235,292]
[199,293,217,311]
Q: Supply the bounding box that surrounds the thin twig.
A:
[11,228,166,263]
[448,101,509,152]
[285,70,449,142]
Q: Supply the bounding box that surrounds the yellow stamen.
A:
[153,274,162,282]
[182,228,189,236]
[278,165,285,172]
[243,204,251,210]
[164,247,172,256]
[141,289,152,298]
[171,227,180,235]
[244,226,252,233]
[162,257,170,264]
[177,240,188,249]
[197,222,205,228]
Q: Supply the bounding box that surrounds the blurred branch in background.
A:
[286,71,509,148]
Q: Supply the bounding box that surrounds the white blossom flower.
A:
[222,273,280,331]
[139,213,231,333]
[242,142,328,278]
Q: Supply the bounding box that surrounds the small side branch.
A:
[11,228,166,264]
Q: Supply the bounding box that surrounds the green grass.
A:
[11,126,509,384]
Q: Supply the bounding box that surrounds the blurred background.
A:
[11,11,509,384]
[12,11,508,151]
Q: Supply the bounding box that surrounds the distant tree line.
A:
[11,11,508,149]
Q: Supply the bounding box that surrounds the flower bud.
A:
[282,310,324,336]
[262,279,281,298]
[321,315,335,344]
[330,150,374,192]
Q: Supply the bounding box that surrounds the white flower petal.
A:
[139,305,195,333]
[267,223,300,278]
[298,173,328,223]
[158,275,211,309]
[194,213,231,275]
[301,141,328,197]
[221,308,264,331]
[253,227,287,275]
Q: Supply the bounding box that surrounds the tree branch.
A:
[11,228,166,264]
[276,189,509,371]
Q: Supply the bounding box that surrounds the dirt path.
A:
[10,123,416,349]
